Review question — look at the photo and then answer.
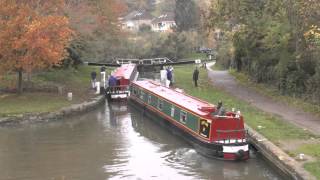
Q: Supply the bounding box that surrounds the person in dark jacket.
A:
[100,65,106,72]
[166,67,172,86]
[214,100,225,116]
[193,67,199,87]
[108,75,117,92]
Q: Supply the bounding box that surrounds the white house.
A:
[121,11,154,31]
[151,13,176,32]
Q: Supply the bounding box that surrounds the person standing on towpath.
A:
[193,66,199,87]
[166,67,173,87]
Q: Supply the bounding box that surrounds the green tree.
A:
[175,0,200,32]
[207,0,320,102]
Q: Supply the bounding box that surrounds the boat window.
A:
[148,95,152,104]
[140,91,144,99]
[133,87,137,95]
[199,119,211,138]
[171,106,175,117]
[158,99,163,110]
[180,111,187,124]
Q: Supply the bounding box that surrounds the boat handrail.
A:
[106,85,130,94]
[216,129,246,133]
[214,115,240,119]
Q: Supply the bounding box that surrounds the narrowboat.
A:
[129,80,249,161]
[106,64,138,100]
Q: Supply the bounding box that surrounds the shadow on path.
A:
[207,63,320,135]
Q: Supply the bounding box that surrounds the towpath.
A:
[206,63,320,136]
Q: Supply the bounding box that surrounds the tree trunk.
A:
[17,69,23,94]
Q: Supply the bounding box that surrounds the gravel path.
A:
[207,63,320,135]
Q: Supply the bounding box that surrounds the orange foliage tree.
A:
[0,0,73,93]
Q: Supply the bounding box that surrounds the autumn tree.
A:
[64,0,127,62]
[0,0,73,93]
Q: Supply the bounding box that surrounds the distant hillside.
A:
[124,0,155,11]
[152,0,175,16]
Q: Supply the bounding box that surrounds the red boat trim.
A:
[223,152,249,161]
[131,95,212,143]
[113,64,137,79]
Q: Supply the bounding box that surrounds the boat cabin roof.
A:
[133,80,216,116]
[112,64,136,79]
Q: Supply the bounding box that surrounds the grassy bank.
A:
[183,52,207,60]
[230,69,320,179]
[230,70,320,117]
[174,65,320,178]
[0,93,71,117]
[0,65,103,117]
[174,65,316,141]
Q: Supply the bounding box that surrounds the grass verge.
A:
[229,70,320,117]
[174,65,316,141]
[0,93,71,117]
[304,162,320,180]
[183,52,207,60]
[0,65,106,117]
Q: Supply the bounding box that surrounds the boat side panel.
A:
[131,85,206,141]
[161,101,199,132]
[135,85,200,134]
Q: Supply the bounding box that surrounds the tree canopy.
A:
[0,0,73,93]
[175,0,200,32]
[64,0,127,62]
[207,0,320,103]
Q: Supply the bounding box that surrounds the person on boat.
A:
[214,101,225,116]
[193,66,199,87]
[90,71,97,89]
[108,75,117,92]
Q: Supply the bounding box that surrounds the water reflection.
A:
[0,101,282,180]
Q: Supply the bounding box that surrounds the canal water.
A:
[0,101,283,180]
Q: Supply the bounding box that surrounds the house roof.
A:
[152,13,175,24]
[123,11,154,21]
[122,11,139,21]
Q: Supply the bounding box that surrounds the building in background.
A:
[151,13,176,32]
[120,11,176,33]
[121,11,154,31]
